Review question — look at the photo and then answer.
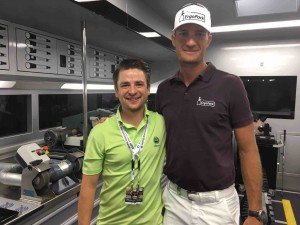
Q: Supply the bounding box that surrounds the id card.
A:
[125,186,144,204]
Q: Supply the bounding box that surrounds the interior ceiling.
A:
[0,0,300,63]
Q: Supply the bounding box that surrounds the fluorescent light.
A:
[61,83,82,89]
[74,0,99,2]
[223,43,300,50]
[0,81,16,88]
[62,83,159,93]
[61,83,115,90]
[87,84,114,90]
[150,87,157,93]
[17,43,27,48]
[211,20,300,33]
[138,32,161,38]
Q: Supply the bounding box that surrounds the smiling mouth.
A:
[126,96,141,102]
[184,49,199,53]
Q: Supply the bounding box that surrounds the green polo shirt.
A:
[83,106,166,225]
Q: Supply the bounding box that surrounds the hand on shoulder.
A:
[96,114,114,125]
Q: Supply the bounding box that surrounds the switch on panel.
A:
[60,55,66,67]
[0,23,9,70]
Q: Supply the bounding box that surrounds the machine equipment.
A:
[44,127,83,148]
[12,143,84,202]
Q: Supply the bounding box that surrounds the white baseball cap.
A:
[173,3,211,33]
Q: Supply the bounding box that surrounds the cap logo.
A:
[179,10,205,23]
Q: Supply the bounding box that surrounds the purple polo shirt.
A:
[155,63,253,192]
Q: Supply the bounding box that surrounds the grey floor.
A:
[271,190,300,225]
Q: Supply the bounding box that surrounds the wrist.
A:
[248,209,268,223]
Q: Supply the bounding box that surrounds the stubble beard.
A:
[177,51,203,66]
[179,57,203,67]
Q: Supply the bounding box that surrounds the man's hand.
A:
[96,114,114,125]
[243,217,263,225]
[97,117,108,124]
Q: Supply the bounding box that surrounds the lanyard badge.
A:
[117,116,148,205]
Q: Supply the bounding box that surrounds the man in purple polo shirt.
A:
[156,3,265,225]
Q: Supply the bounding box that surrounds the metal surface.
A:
[81,19,88,149]
[0,172,21,187]
[276,132,300,192]
[21,163,53,203]
[282,130,286,195]
[4,184,81,225]
[0,163,22,186]
[0,150,84,224]
[31,196,78,225]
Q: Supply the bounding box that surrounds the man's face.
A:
[115,68,150,113]
[172,23,212,65]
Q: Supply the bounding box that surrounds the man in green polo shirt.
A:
[78,59,166,225]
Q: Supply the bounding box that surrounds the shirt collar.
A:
[116,105,149,128]
[170,62,216,84]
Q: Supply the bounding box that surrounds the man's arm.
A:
[78,174,100,225]
[234,123,263,225]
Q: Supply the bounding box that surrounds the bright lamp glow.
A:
[61,83,115,90]
[211,20,300,33]
[0,81,16,88]
[150,87,157,93]
[222,43,300,50]
[138,32,161,38]
[74,0,99,2]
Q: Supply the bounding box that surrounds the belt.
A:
[168,181,235,203]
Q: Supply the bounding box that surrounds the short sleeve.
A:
[82,126,105,175]
[229,76,253,128]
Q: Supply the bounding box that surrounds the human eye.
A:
[119,82,129,89]
[135,81,145,87]
[177,30,188,38]
[195,31,207,38]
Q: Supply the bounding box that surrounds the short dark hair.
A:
[113,59,151,89]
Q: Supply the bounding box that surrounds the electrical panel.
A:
[105,52,123,79]
[89,47,124,80]
[16,28,57,74]
[89,48,107,79]
[0,23,9,70]
[57,40,82,76]
[0,18,128,82]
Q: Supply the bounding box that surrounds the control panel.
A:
[0,23,9,70]
[0,18,128,83]
[57,40,82,76]
[16,28,57,74]
[89,47,124,79]
[16,143,50,168]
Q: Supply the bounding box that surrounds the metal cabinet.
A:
[277,133,300,192]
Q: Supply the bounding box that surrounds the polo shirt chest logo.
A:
[196,97,215,107]
[153,136,160,145]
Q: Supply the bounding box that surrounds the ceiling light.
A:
[211,20,300,33]
[138,32,161,38]
[234,0,299,16]
[74,0,99,2]
[87,84,114,90]
[0,81,16,88]
[222,43,300,50]
[61,83,115,90]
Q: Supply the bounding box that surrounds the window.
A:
[39,93,119,130]
[0,95,29,138]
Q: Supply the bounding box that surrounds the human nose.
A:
[128,85,137,94]
[185,35,197,46]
